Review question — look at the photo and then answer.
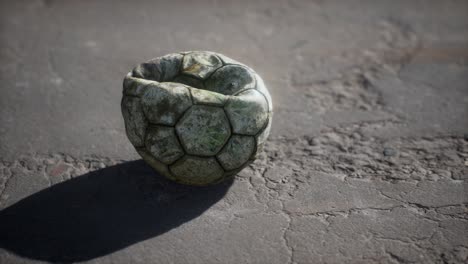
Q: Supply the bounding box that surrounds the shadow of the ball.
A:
[0,160,233,263]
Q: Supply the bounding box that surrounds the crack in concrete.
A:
[1,130,466,263]
[280,210,294,264]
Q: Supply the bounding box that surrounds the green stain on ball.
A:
[122,51,273,185]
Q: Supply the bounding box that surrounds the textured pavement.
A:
[0,0,467,263]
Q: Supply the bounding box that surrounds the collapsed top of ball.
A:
[122,51,273,185]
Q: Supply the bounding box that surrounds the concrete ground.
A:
[0,0,467,263]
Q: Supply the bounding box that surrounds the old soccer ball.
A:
[121,51,272,185]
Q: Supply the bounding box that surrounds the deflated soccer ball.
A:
[121,51,273,185]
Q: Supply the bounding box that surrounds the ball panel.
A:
[256,112,272,145]
[190,87,227,106]
[254,74,273,112]
[252,112,272,159]
[224,89,269,135]
[172,75,205,89]
[141,82,192,126]
[123,74,153,97]
[159,53,183,81]
[216,53,242,66]
[175,105,231,156]
[204,65,256,95]
[132,59,162,81]
[223,161,252,179]
[131,53,183,82]
[145,126,185,164]
[250,143,263,161]
[217,135,255,171]
[182,51,223,79]
[169,156,224,185]
[137,148,176,181]
[121,96,147,147]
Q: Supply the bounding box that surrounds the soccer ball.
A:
[121,51,273,185]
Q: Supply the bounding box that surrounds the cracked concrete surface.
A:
[0,0,467,263]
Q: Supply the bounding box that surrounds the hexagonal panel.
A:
[181,51,223,79]
[224,89,269,135]
[190,88,227,106]
[176,105,231,156]
[145,126,184,164]
[217,135,255,171]
[204,65,256,95]
[169,156,224,185]
[121,96,147,147]
[141,82,192,126]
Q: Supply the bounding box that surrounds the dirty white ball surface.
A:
[122,51,272,185]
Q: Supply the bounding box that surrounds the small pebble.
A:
[426,173,440,181]
[65,155,74,163]
[309,137,320,146]
[265,181,277,189]
[383,147,397,157]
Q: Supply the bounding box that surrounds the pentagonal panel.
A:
[204,65,256,95]
[190,88,227,106]
[176,105,231,156]
[169,156,224,185]
[217,135,255,171]
[181,51,223,79]
[224,89,268,135]
[145,126,184,164]
[141,82,192,126]
[121,96,147,147]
